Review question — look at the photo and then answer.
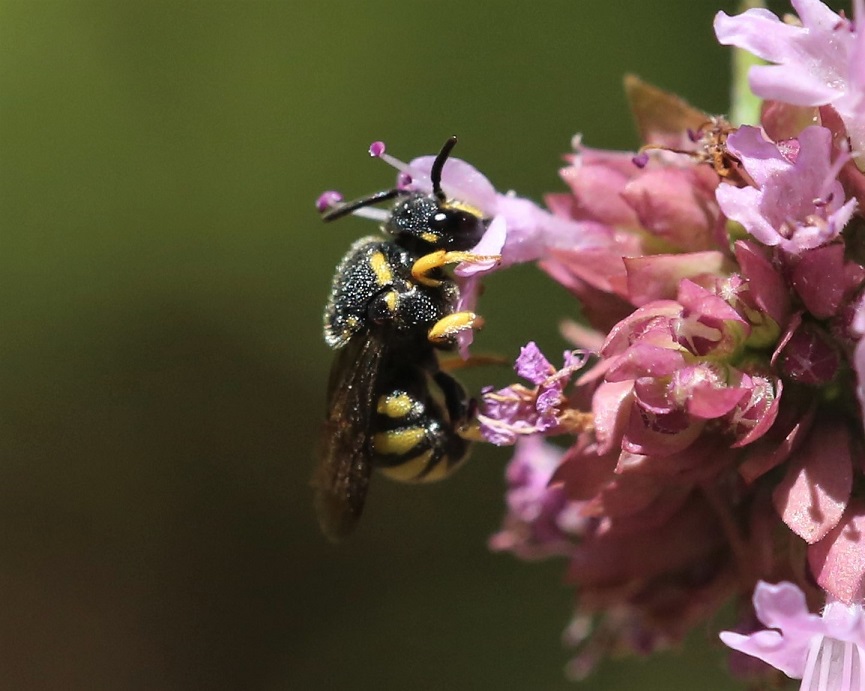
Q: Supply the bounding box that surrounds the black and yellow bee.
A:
[314,137,494,541]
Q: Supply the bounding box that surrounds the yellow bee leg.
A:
[428,312,484,344]
[438,353,511,371]
[456,418,485,442]
[411,250,501,287]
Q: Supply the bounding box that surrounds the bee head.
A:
[386,194,486,251]
[319,137,488,251]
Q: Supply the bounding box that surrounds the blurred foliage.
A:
[2,1,831,689]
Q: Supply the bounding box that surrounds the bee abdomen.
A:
[371,390,469,483]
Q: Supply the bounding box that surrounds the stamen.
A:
[397,172,413,189]
[632,152,650,168]
[368,140,411,173]
[799,635,865,691]
[315,190,343,212]
[367,140,432,190]
[804,215,829,231]
[812,192,834,208]
[779,219,796,239]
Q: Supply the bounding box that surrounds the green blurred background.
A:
[0,1,818,689]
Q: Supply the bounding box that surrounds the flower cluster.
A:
[473,0,865,685]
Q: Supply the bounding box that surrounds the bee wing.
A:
[313,332,387,541]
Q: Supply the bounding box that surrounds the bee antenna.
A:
[320,188,406,222]
[431,136,458,201]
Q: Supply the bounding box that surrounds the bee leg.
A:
[411,250,501,287]
[456,416,484,442]
[432,369,471,423]
[427,312,484,344]
[432,371,483,442]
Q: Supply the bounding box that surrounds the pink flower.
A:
[541,135,730,336]
[488,436,585,560]
[598,279,781,454]
[553,139,723,254]
[721,581,865,687]
[716,125,858,254]
[714,0,865,163]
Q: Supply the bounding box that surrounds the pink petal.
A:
[731,378,783,448]
[514,341,555,384]
[720,581,823,679]
[753,580,816,629]
[408,155,498,213]
[687,383,747,419]
[552,447,619,502]
[714,8,806,64]
[716,184,780,247]
[773,422,852,544]
[720,630,804,678]
[809,500,865,604]
[601,301,682,356]
[622,404,704,457]
[455,215,507,276]
[621,168,719,251]
[678,278,747,325]
[559,162,639,227]
[734,241,791,326]
[594,482,691,536]
[591,380,634,455]
[738,397,814,482]
[749,64,840,107]
[791,243,848,318]
[623,252,727,305]
[725,125,790,185]
[604,343,685,383]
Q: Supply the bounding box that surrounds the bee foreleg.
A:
[427,312,484,344]
[411,250,501,287]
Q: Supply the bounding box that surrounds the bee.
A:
[314,137,494,541]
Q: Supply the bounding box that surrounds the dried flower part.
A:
[478,343,592,445]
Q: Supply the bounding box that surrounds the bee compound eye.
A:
[442,211,485,250]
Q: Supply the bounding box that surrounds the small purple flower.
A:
[478,342,590,446]
[714,0,865,163]
[716,125,857,253]
[514,341,557,383]
[721,581,865,687]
